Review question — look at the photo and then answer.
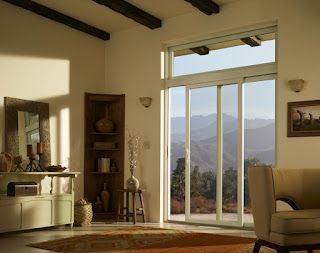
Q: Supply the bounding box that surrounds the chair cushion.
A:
[271,209,320,234]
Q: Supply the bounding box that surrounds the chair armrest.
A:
[276,197,299,210]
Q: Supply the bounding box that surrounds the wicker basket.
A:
[74,203,93,226]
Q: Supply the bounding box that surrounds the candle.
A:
[37,142,43,154]
[27,144,33,156]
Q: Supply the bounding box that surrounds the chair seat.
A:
[271,209,320,234]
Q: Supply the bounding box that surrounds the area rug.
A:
[28,226,256,253]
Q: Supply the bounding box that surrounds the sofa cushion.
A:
[271,209,320,234]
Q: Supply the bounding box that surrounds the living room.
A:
[0,0,320,252]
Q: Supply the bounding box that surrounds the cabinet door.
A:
[22,200,52,228]
[53,200,72,225]
[0,203,21,231]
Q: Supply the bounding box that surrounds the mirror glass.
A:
[18,111,40,160]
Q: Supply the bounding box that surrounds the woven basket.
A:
[74,203,93,226]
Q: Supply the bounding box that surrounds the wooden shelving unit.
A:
[89,132,120,136]
[84,93,125,221]
[87,148,120,151]
[91,172,120,175]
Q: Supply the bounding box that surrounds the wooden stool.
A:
[117,189,146,224]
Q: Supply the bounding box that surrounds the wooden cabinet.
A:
[84,93,125,220]
[0,172,79,233]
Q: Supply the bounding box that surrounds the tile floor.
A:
[0,222,257,253]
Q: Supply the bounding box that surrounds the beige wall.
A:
[0,1,106,200]
[105,0,320,222]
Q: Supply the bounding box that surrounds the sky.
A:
[170,40,275,119]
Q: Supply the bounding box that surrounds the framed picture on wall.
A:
[288,100,320,137]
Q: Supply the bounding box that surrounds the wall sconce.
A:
[139,97,152,108]
[288,79,305,92]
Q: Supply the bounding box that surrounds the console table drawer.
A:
[22,200,52,228]
[0,203,21,231]
[53,200,72,224]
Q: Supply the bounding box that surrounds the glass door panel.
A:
[189,86,217,221]
[168,87,186,221]
[222,84,238,222]
[243,79,275,224]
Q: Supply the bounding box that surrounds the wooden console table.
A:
[0,172,79,233]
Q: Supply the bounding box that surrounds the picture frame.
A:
[288,100,320,137]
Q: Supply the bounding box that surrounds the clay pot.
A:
[0,152,12,172]
[95,118,114,133]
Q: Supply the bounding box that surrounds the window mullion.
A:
[185,87,191,221]
[237,81,244,226]
[216,86,223,221]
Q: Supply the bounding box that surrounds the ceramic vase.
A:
[94,196,104,213]
[126,174,140,191]
[0,152,12,172]
[100,182,110,212]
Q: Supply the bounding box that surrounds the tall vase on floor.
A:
[126,132,142,191]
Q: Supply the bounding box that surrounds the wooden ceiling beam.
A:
[241,36,261,47]
[184,0,220,15]
[190,46,210,55]
[92,0,161,29]
[3,0,110,40]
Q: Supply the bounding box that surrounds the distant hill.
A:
[170,122,275,172]
[171,113,274,142]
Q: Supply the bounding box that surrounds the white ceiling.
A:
[33,0,239,33]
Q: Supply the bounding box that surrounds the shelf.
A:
[91,172,120,175]
[89,132,120,136]
[93,211,116,221]
[88,148,120,151]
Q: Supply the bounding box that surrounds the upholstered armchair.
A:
[248,166,320,253]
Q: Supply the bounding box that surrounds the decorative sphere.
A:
[95,118,114,133]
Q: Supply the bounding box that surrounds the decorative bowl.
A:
[45,165,66,172]
[95,118,114,133]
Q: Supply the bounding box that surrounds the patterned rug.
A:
[28,227,256,253]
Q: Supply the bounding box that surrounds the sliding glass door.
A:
[168,77,275,226]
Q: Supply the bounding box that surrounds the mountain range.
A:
[170,113,275,172]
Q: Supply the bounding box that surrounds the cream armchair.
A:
[248,166,320,253]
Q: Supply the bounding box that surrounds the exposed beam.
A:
[184,0,220,15]
[3,0,110,40]
[241,36,261,47]
[190,46,210,55]
[92,0,161,29]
